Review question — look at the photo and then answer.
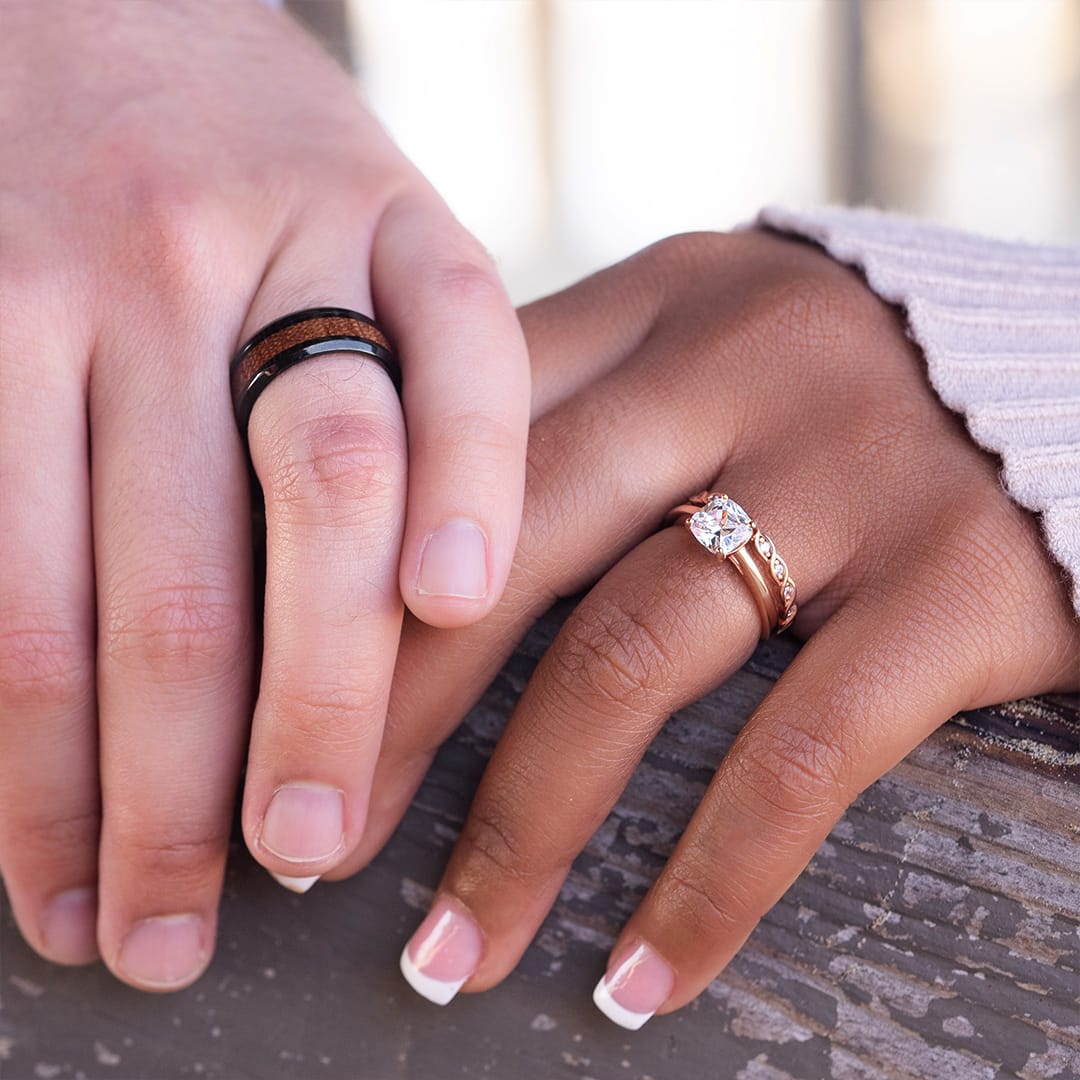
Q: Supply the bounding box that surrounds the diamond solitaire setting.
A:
[666,489,798,641]
[689,495,753,557]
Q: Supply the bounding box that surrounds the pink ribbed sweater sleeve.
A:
[756,206,1080,622]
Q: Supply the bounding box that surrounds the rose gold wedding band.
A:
[664,491,797,641]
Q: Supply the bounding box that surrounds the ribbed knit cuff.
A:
[756,205,1080,621]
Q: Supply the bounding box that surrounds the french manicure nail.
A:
[116,914,206,990]
[415,518,488,599]
[259,782,345,864]
[40,886,99,966]
[592,942,675,1030]
[270,871,320,894]
[399,896,483,1005]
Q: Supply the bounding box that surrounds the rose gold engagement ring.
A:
[664,492,797,640]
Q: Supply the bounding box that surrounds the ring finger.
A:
[238,217,407,894]
[393,456,846,1005]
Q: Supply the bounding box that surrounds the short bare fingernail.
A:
[592,942,675,1030]
[40,886,99,966]
[269,871,320,894]
[416,518,488,599]
[259,782,344,864]
[116,914,206,990]
[399,895,483,1005]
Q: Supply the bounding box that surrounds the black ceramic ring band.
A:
[229,307,401,442]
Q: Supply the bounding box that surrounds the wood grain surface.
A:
[2,601,1078,1080]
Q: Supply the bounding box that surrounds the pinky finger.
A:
[593,600,972,1029]
[371,187,529,629]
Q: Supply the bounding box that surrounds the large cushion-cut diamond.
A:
[689,495,752,556]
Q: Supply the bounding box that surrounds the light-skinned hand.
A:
[0,0,528,990]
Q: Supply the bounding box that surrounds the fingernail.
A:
[259,782,345,865]
[399,896,483,1005]
[116,914,206,990]
[415,518,488,600]
[270,871,320,894]
[40,886,99,966]
[592,942,675,1030]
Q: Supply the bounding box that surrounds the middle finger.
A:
[93,302,253,992]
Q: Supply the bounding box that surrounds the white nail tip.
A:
[592,976,653,1031]
[399,944,467,1006]
[270,872,320,894]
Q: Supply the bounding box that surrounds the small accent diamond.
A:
[782,582,795,605]
[755,535,773,559]
[688,495,753,557]
[772,557,786,582]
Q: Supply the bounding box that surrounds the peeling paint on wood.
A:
[1,620,1077,1079]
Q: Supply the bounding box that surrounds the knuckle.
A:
[762,269,860,356]
[263,410,405,523]
[640,231,725,275]
[0,617,92,712]
[459,801,544,887]
[109,813,226,888]
[728,719,851,830]
[551,601,675,721]
[421,252,503,311]
[118,170,219,297]
[268,680,380,756]
[0,804,99,864]
[662,858,744,939]
[734,246,880,373]
[427,410,520,486]
[102,576,241,682]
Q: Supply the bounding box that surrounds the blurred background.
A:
[285,0,1080,303]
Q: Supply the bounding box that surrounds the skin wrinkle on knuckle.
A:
[729,263,884,418]
[423,410,521,488]
[775,275,859,355]
[417,251,503,316]
[660,857,744,941]
[262,409,404,523]
[0,620,93,712]
[101,577,242,683]
[640,231,727,286]
[726,718,852,831]
[0,805,100,863]
[263,681,383,757]
[552,602,677,723]
[458,802,546,889]
[109,165,228,304]
[107,815,228,889]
